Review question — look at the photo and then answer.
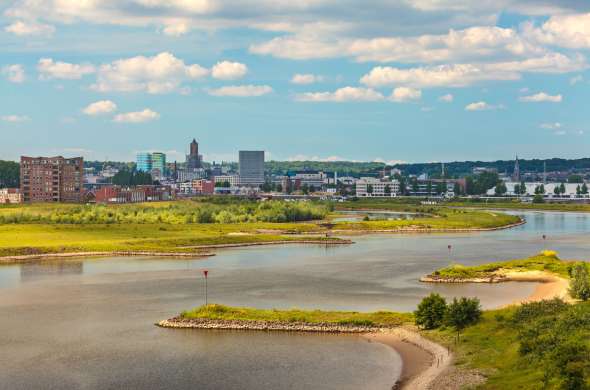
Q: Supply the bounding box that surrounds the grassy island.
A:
[0,198,522,260]
[179,304,411,327]
[423,251,581,281]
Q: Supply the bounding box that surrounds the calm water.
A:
[1,210,589,390]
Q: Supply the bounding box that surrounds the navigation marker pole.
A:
[448,244,452,264]
[542,235,547,251]
[203,270,209,306]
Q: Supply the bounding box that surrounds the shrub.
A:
[414,293,447,329]
[569,263,590,301]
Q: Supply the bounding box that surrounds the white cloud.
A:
[465,101,502,111]
[540,122,562,129]
[360,53,586,88]
[296,86,384,102]
[162,22,190,37]
[554,130,567,136]
[286,154,349,162]
[113,109,160,123]
[519,92,562,103]
[38,58,95,80]
[83,100,118,116]
[2,64,26,83]
[523,13,590,49]
[390,87,421,102]
[207,85,273,97]
[4,20,55,36]
[291,73,323,84]
[438,93,453,102]
[1,115,30,122]
[91,52,208,94]
[211,61,248,80]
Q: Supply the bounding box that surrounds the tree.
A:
[426,181,433,194]
[533,194,545,203]
[514,183,521,195]
[276,184,283,193]
[411,178,419,193]
[414,293,447,330]
[569,263,590,301]
[301,184,309,195]
[453,182,462,196]
[576,185,582,196]
[436,181,447,195]
[0,160,20,188]
[495,181,507,196]
[367,184,373,195]
[560,183,566,195]
[568,174,583,183]
[384,184,391,196]
[554,185,561,196]
[445,297,482,342]
[582,183,588,195]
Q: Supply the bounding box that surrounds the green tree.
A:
[366,184,373,195]
[554,185,561,196]
[560,182,566,195]
[445,297,482,342]
[568,174,583,183]
[0,160,20,188]
[384,184,391,196]
[582,183,588,195]
[576,185,582,196]
[495,181,507,196]
[453,182,462,196]
[414,293,447,330]
[532,194,545,203]
[569,263,590,301]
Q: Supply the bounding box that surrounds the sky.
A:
[1,1,590,164]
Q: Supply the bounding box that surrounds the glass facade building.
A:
[136,153,152,172]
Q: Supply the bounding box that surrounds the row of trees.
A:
[111,169,154,186]
[414,293,482,341]
[0,160,19,188]
[0,200,330,225]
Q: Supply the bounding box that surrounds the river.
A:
[1,210,589,390]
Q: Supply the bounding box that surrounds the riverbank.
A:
[157,316,450,390]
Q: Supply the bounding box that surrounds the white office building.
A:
[356,178,400,197]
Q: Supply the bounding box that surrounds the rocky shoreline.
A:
[157,317,382,333]
[0,250,216,264]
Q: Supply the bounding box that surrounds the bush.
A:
[569,263,590,301]
[414,293,447,329]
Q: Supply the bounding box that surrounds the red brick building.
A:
[20,156,84,203]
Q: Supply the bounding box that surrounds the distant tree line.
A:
[111,169,154,186]
[265,161,385,177]
[0,160,20,188]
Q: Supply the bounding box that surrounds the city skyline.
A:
[1,2,590,163]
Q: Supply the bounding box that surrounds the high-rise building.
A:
[136,152,152,172]
[239,151,265,187]
[151,152,166,178]
[20,156,84,203]
[186,139,202,169]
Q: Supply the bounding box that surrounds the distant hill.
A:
[265,161,386,177]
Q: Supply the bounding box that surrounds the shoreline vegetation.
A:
[0,199,522,260]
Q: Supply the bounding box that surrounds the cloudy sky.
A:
[1,1,590,163]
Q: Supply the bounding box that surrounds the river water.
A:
[1,211,589,390]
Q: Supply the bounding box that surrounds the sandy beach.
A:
[503,270,571,306]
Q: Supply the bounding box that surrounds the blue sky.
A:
[1,1,589,164]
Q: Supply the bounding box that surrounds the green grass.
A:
[333,208,521,231]
[0,222,332,257]
[431,252,582,279]
[180,304,412,327]
[447,200,590,212]
[427,301,590,389]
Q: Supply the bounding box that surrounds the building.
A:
[150,152,166,179]
[192,179,215,195]
[213,175,240,187]
[95,185,175,204]
[20,156,84,203]
[0,188,22,204]
[487,182,589,198]
[177,168,206,182]
[136,152,152,172]
[356,178,400,197]
[512,155,521,182]
[293,171,327,189]
[239,151,265,187]
[186,139,202,169]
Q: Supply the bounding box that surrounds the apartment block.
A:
[20,156,84,203]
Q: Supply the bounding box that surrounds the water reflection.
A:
[20,261,83,282]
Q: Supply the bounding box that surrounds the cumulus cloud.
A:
[291,73,323,84]
[523,13,590,49]
[38,58,95,80]
[570,75,584,85]
[211,61,248,80]
[207,85,273,97]
[2,64,26,83]
[91,52,208,94]
[162,22,190,37]
[113,109,160,123]
[465,101,502,111]
[296,87,384,102]
[519,92,562,103]
[438,93,453,102]
[83,100,118,116]
[390,87,422,102]
[1,115,30,122]
[4,20,55,36]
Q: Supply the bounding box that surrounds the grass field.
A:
[430,251,583,280]
[447,200,590,212]
[181,304,412,327]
